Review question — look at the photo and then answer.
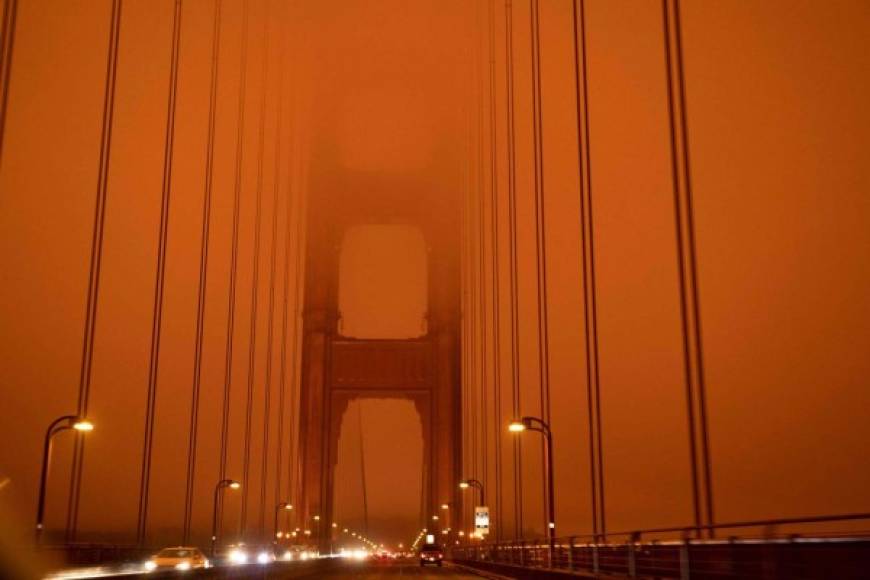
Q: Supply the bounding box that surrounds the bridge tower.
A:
[296,185,461,552]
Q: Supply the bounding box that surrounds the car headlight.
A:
[175,561,191,571]
[144,560,157,571]
[228,549,248,565]
[257,551,271,564]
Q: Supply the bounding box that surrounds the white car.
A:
[144,546,210,572]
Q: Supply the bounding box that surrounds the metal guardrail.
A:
[450,513,870,579]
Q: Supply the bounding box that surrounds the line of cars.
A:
[141,544,319,572]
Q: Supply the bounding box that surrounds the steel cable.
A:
[571,0,606,539]
[661,0,714,535]
[240,0,270,537]
[487,0,504,542]
[182,0,223,545]
[529,0,553,535]
[503,0,523,540]
[216,0,250,543]
[0,0,18,172]
[136,0,185,547]
[66,0,124,543]
[258,0,282,542]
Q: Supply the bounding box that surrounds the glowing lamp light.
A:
[441,504,449,510]
[73,420,94,432]
[508,420,526,432]
[229,481,241,489]
[459,482,470,489]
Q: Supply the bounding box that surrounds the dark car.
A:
[419,543,444,567]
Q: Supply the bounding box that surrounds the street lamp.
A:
[460,478,486,542]
[211,479,240,556]
[458,478,486,506]
[274,502,293,544]
[35,415,94,543]
[509,417,556,550]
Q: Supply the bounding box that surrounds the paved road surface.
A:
[259,559,485,579]
[84,559,491,580]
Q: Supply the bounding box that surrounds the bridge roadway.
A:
[268,560,483,579]
[81,559,490,580]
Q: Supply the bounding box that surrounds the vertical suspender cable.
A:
[487,0,504,541]
[272,0,290,527]
[357,402,369,535]
[137,0,184,547]
[503,0,523,540]
[259,0,283,541]
[217,0,249,543]
[661,0,714,536]
[571,0,606,539]
[0,0,18,171]
[286,128,305,509]
[241,0,270,537]
[475,0,490,510]
[467,3,480,517]
[529,0,553,533]
[459,108,470,529]
[66,0,124,543]
[278,2,301,509]
[287,123,307,514]
[183,0,223,545]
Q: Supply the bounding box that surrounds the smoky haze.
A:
[0,0,868,560]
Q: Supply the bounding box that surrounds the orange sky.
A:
[1,0,869,553]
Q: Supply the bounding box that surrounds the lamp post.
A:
[35,415,94,544]
[459,479,485,542]
[211,479,240,556]
[274,502,293,546]
[459,478,485,506]
[509,417,556,555]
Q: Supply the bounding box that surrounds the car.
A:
[143,546,209,572]
[419,543,444,567]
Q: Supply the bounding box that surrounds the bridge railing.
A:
[450,512,870,579]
